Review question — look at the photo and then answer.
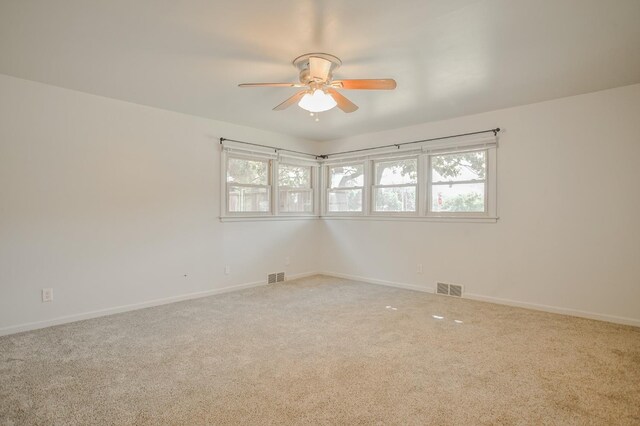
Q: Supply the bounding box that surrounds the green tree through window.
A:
[431,151,486,213]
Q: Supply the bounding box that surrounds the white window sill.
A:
[219,215,319,222]
[220,215,498,223]
[320,215,499,223]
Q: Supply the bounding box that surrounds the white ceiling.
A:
[1,0,639,141]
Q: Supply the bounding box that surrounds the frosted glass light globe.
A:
[298,90,337,113]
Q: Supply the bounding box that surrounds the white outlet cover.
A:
[285,257,290,266]
[224,265,230,275]
[42,288,53,302]
[417,264,423,273]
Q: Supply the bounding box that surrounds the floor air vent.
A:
[436,282,449,295]
[436,282,464,297]
[268,272,286,284]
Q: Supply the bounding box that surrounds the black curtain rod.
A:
[320,128,501,158]
[220,127,500,160]
[219,137,320,159]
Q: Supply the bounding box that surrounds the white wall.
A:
[319,84,640,326]
[1,74,638,334]
[0,74,321,334]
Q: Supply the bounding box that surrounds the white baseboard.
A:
[3,270,637,336]
[320,271,640,328]
[321,271,434,294]
[463,292,640,328]
[0,273,312,337]
[286,271,320,281]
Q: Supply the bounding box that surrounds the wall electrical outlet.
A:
[417,263,423,274]
[224,265,230,275]
[285,257,290,266]
[42,288,53,302]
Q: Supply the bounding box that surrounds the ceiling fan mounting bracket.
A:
[293,53,342,84]
[292,53,342,71]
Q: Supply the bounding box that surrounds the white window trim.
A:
[276,161,317,216]
[220,144,322,220]
[323,161,367,216]
[425,147,497,218]
[370,155,420,216]
[220,132,499,223]
[320,215,498,223]
[224,154,272,216]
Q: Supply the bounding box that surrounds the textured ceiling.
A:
[1,0,639,141]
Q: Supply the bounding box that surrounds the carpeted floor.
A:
[1,275,639,425]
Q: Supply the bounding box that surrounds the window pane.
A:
[375,159,417,185]
[431,183,485,212]
[228,186,270,212]
[329,164,364,188]
[227,158,268,185]
[279,190,313,213]
[374,186,416,212]
[431,151,486,182]
[328,189,363,212]
[278,164,311,188]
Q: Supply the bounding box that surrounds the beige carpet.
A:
[1,275,639,425]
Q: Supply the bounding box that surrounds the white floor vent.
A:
[436,282,464,297]
[268,272,285,284]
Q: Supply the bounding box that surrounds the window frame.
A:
[370,155,420,216]
[426,148,495,218]
[324,161,367,216]
[276,161,316,216]
[225,154,273,216]
[220,135,498,223]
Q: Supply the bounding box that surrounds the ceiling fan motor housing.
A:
[293,53,342,85]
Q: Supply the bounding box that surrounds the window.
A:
[221,134,496,221]
[221,145,321,218]
[278,164,313,213]
[372,158,418,213]
[327,163,364,213]
[321,147,494,219]
[429,150,487,214]
[226,156,271,213]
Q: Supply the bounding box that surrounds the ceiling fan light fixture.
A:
[298,89,337,113]
[240,53,395,113]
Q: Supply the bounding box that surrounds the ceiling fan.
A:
[238,53,396,114]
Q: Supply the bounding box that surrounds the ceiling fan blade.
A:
[332,79,397,90]
[326,88,358,113]
[273,90,308,111]
[309,56,332,81]
[239,83,302,87]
